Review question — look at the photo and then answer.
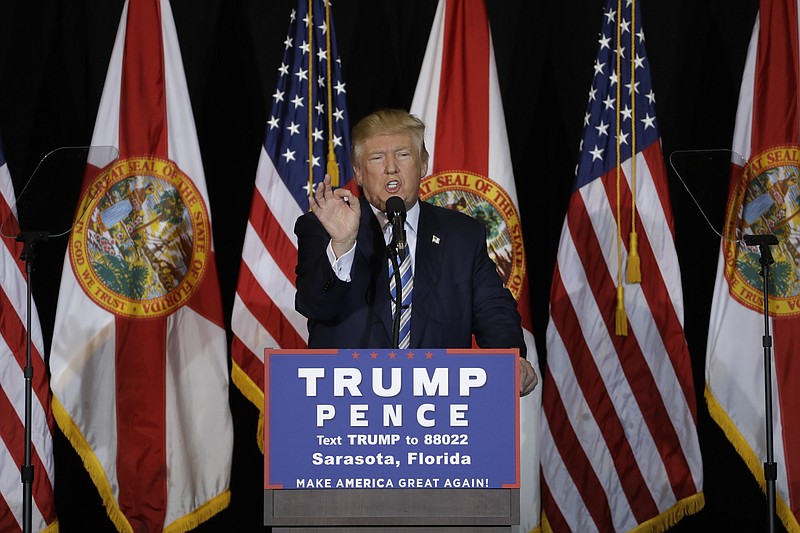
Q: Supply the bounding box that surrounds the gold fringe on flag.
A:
[324,0,339,185]
[306,0,315,201]
[627,230,641,282]
[626,0,641,284]
[615,285,628,336]
[613,0,628,337]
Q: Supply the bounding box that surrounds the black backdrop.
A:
[0,0,779,531]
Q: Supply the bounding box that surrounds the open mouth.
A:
[386,180,401,193]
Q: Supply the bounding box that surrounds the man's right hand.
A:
[310,174,360,258]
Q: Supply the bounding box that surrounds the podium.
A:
[264,488,519,531]
[263,348,521,532]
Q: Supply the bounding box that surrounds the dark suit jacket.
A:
[294,197,525,355]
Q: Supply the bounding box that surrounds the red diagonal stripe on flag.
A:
[115,0,169,527]
[432,0,490,175]
[249,191,299,283]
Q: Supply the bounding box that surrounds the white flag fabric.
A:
[0,140,58,532]
[707,0,800,529]
[409,1,542,530]
[542,0,704,530]
[49,0,232,530]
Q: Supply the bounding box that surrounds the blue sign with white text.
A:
[264,348,520,490]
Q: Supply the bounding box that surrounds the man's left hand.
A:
[519,358,537,397]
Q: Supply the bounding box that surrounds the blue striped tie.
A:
[389,251,413,349]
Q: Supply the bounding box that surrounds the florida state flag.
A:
[409,1,542,530]
[49,0,232,531]
[707,0,800,529]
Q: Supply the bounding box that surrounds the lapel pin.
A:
[432,235,440,244]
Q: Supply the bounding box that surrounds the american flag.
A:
[541,0,704,530]
[230,0,354,443]
[0,138,58,531]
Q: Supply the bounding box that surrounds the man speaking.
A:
[294,109,537,396]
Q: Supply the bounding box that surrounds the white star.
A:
[303,181,314,195]
[317,47,327,62]
[604,8,616,23]
[603,95,615,110]
[634,54,645,70]
[579,139,584,151]
[584,112,591,126]
[283,149,296,162]
[614,45,626,59]
[595,120,610,137]
[318,75,326,87]
[620,18,631,34]
[637,29,645,43]
[290,9,296,22]
[318,20,328,34]
[609,71,618,86]
[287,122,300,135]
[295,68,308,81]
[278,62,289,76]
[300,40,310,55]
[312,128,324,141]
[620,104,632,121]
[291,95,304,109]
[302,13,311,27]
[641,113,656,129]
[333,108,344,121]
[315,102,325,115]
[272,89,284,102]
[284,36,293,50]
[334,81,346,94]
[625,80,640,95]
[599,34,611,50]
[593,59,605,76]
[588,87,598,102]
[618,131,629,145]
[590,146,604,161]
[332,134,342,147]
[309,155,321,167]
[646,90,656,104]
[267,116,280,130]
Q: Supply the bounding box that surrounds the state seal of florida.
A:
[724,145,800,316]
[69,157,210,318]
[420,170,526,299]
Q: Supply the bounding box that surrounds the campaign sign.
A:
[264,348,520,490]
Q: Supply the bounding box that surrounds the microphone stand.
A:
[15,231,49,533]
[387,243,403,349]
[744,233,778,533]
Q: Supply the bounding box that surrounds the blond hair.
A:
[351,109,429,168]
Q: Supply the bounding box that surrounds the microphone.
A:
[385,196,407,261]
[743,234,778,246]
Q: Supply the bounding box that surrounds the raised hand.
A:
[310,174,361,258]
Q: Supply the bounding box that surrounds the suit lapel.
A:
[411,202,444,346]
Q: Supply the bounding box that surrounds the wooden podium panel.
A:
[265,488,519,532]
